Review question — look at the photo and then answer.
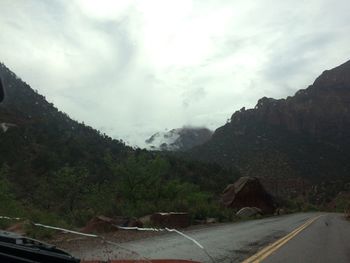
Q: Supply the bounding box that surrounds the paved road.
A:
[262,213,350,263]
[73,212,350,262]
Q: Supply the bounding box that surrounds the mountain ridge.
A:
[188,60,350,201]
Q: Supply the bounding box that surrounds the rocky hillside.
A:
[190,60,350,202]
[0,63,132,194]
[145,127,213,151]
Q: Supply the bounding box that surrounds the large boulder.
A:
[222,176,275,214]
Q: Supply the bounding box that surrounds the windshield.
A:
[0,1,350,263]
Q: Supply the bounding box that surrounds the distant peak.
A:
[145,127,213,151]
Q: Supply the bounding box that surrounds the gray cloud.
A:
[0,0,349,147]
[182,87,207,108]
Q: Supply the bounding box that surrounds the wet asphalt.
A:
[263,213,350,263]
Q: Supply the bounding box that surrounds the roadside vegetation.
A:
[1,150,348,239]
[1,149,349,239]
[0,152,239,238]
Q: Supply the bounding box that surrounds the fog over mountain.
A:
[1,0,350,147]
[145,127,213,151]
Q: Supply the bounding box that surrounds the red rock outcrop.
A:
[222,177,275,214]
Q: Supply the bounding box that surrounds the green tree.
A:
[55,167,89,213]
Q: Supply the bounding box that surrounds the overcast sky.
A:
[0,0,349,147]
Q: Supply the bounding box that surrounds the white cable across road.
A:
[0,215,216,263]
[0,216,21,220]
[116,226,204,249]
[115,225,214,263]
[32,223,99,238]
[0,215,151,262]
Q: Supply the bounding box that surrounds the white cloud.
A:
[76,0,134,20]
[0,0,349,147]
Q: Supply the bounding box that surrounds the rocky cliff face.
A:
[229,60,350,140]
[190,60,350,201]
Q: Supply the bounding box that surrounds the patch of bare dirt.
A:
[50,229,164,252]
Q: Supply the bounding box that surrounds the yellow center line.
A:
[242,215,323,263]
